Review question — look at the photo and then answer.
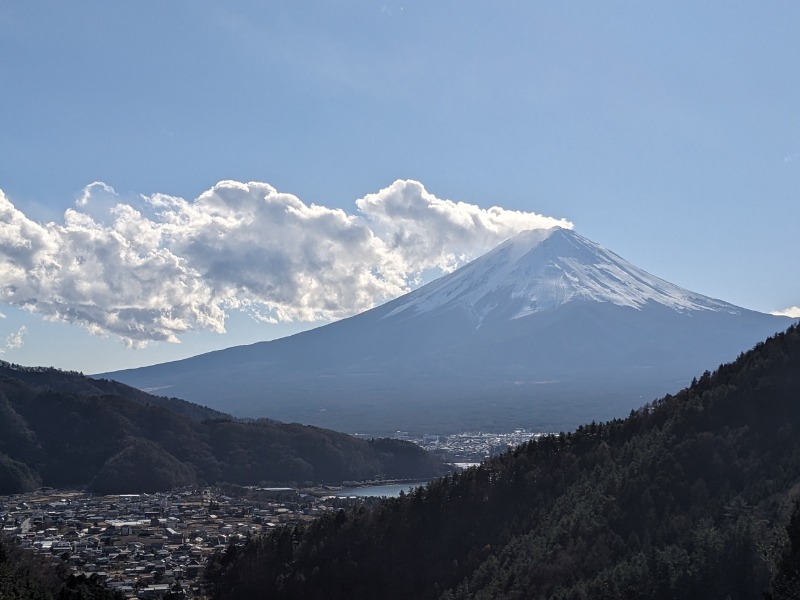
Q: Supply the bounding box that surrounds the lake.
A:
[334,481,429,498]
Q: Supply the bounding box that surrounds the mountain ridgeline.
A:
[0,363,445,494]
[0,360,227,421]
[103,227,792,435]
[207,323,800,600]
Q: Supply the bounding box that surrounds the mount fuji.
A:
[101,228,793,434]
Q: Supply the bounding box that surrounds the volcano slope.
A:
[104,228,792,434]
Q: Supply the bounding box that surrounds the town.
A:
[0,485,358,598]
[397,428,542,465]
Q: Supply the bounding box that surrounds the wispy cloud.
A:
[0,325,26,354]
[0,180,571,345]
[772,306,800,318]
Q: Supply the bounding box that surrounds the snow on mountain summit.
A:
[383,227,738,324]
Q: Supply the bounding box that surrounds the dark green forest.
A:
[0,365,445,494]
[206,323,800,599]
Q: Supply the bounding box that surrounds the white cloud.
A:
[772,306,800,318]
[0,325,26,354]
[357,180,572,276]
[0,187,223,346]
[0,180,572,345]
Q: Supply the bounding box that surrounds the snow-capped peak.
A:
[383,227,738,324]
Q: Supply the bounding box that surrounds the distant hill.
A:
[102,228,792,434]
[0,365,445,494]
[206,323,800,599]
[0,360,227,422]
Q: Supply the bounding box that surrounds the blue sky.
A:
[1,1,799,373]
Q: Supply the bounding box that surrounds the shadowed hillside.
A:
[0,360,227,422]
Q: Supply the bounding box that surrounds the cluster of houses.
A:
[0,486,339,598]
[403,429,541,464]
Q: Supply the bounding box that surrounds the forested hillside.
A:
[207,323,800,599]
[0,367,445,494]
[0,361,227,421]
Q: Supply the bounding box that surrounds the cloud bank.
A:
[0,179,572,345]
[772,306,800,318]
